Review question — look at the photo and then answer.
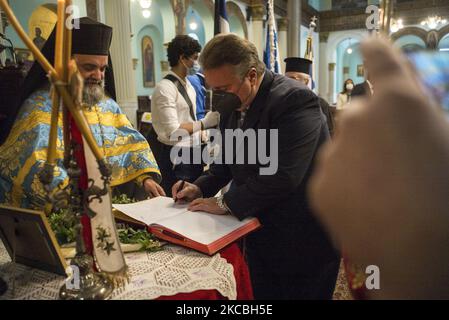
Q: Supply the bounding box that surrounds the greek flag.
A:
[263,0,281,73]
[214,0,230,35]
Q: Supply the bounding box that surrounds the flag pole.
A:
[214,0,220,35]
[264,0,280,73]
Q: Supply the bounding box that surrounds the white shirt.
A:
[337,93,350,110]
[151,71,200,147]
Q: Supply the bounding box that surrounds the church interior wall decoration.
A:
[28,4,57,53]
[357,64,364,77]
[142,35,155,88]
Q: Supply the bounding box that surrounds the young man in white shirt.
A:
[151,35,219,195]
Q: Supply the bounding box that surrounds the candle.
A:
[62,0,73,165]
[55,0,66,75]
[47,0,67,166]
[63,0,72,82]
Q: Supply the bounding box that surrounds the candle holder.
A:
[1,0,125,300]
[57,146,114,300]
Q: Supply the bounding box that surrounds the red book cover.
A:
[113,197,261,256]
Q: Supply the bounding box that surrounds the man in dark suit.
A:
[173,34,339,299]
[352,63,374,98]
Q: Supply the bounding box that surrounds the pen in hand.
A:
[174,180,185,203]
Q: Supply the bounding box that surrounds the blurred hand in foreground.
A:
[309,37,449,299]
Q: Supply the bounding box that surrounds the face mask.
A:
[346,83,354,91]
[211,91,242,120]
[183,58,200,76]
[192,61,201,74]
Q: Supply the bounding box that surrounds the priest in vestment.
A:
[0,17,164,210]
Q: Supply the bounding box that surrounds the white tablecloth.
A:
[0,242,237,300]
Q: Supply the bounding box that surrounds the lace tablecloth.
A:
[0,242,237,300]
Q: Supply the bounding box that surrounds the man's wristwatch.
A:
[217,194,231,215]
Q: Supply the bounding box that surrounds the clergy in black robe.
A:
[284,57,335,136]
[175,34,340,300]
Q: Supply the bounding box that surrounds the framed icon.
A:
[357,64,365,77]
[142,36,155,88]
[0,205,67,276]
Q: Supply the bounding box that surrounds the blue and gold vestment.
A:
[0,89,160,209]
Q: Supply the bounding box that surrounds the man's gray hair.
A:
[82,79,105,106]
[199,34,265,79]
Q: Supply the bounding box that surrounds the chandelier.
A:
[420,16,447,30]
[131,0,152,19]
[390,18,404,33]
[189,9,198,31]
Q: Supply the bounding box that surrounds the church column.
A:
[104,0,138,126]
[86,0,99,21]
[277,18,288,74]
[172,0,187,35]
[318,32,329,98]
[328,63,336,104]
[97,0,106,23]
[248,2,265,61]
[287,0,301,57]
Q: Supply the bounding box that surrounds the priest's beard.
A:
[82,78,105,106]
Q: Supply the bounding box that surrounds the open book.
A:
[112,197,261,255]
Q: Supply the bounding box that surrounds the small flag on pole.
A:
[214,0,230,35]
[263,0,281,73]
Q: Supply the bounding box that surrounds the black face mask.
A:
[211,91,242,120]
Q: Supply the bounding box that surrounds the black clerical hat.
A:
[0,17,116,145]
[284,57,313,75]
[72,17,113,56]
[21,17,116,104]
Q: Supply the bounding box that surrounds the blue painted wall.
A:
[131,0,168,97]
[439,34,449,50]
[394,35,426,50]
[308,0,332,11]
[342,43,364,88]
[186,8,206,47]
[134,26,163,97]
[229,15,244,38]
[335,39,363,100]
[189,1,213,45]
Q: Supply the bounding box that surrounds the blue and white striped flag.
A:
[263,0,281,73]
[214,0,230,35]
